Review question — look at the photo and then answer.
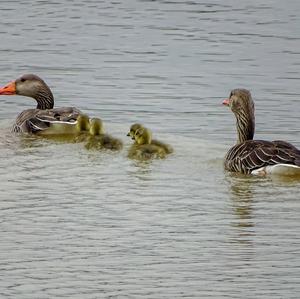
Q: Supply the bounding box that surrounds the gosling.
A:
[85,118,123,151]
[128,126,172,160]
[73,114,91,142]
[127,123,173,154]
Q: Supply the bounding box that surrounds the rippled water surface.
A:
[0,1,300,298]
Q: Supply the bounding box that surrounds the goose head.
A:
[223,89,254,115]
[127,123,143,140]
[223,88,255,143]
[0,74,54,109]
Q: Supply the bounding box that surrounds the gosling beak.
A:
[126,132,130,136]
[222,98,230,106]
[0,81,16,95]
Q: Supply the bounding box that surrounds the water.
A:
[0,0,300,298]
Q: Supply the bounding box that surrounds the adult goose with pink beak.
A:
[223,89,300,176]
[0,74,88,135]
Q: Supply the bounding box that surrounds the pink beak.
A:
[222,98,230,106]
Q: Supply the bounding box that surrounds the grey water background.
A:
[0,0,300,298]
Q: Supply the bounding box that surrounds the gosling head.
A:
[127,123,143,140]
[89,118,105,136]
[76,115,90,132]
[134,127,152,145]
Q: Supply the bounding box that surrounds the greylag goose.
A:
[127,123,173,154]
[0,74,87,134]
[85,118,123,151]
[223,88,300,175]
[128,126,172,160]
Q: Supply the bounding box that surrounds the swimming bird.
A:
[76,114,90,132]
[223,88,300,175]
[85,118,123,151]
[128,126,171,160]
[127,123,173,154]
[72,114,91,142]
[0,74,87,134]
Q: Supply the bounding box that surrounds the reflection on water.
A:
[1,0,300,298]
[226,171,300,252]
[127,160,154,179]
[225,173,256,249]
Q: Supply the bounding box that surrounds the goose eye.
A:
[20,78,26,82]
[233,99,241,110]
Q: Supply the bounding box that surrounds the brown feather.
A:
[224,89,300,174]
[2,74,86,134]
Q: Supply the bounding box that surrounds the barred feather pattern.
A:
[35,87,54,109]
[225,140,300,174]
[236,109,254,144]
[13,107,82,133]
[9,74,83,133]
[224,88,300,174]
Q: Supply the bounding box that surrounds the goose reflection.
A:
[225,173,262,246]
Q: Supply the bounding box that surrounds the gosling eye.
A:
[20,78,26,82]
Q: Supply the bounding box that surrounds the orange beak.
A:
[222,98,230,106]
[0,81,16,95]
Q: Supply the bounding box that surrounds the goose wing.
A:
[13,107,82,133]
[225,140,300,174]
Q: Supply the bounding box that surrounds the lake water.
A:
[0,1,300,298]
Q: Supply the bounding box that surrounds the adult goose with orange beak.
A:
[0,74,89,135]
[223,89,300,176]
